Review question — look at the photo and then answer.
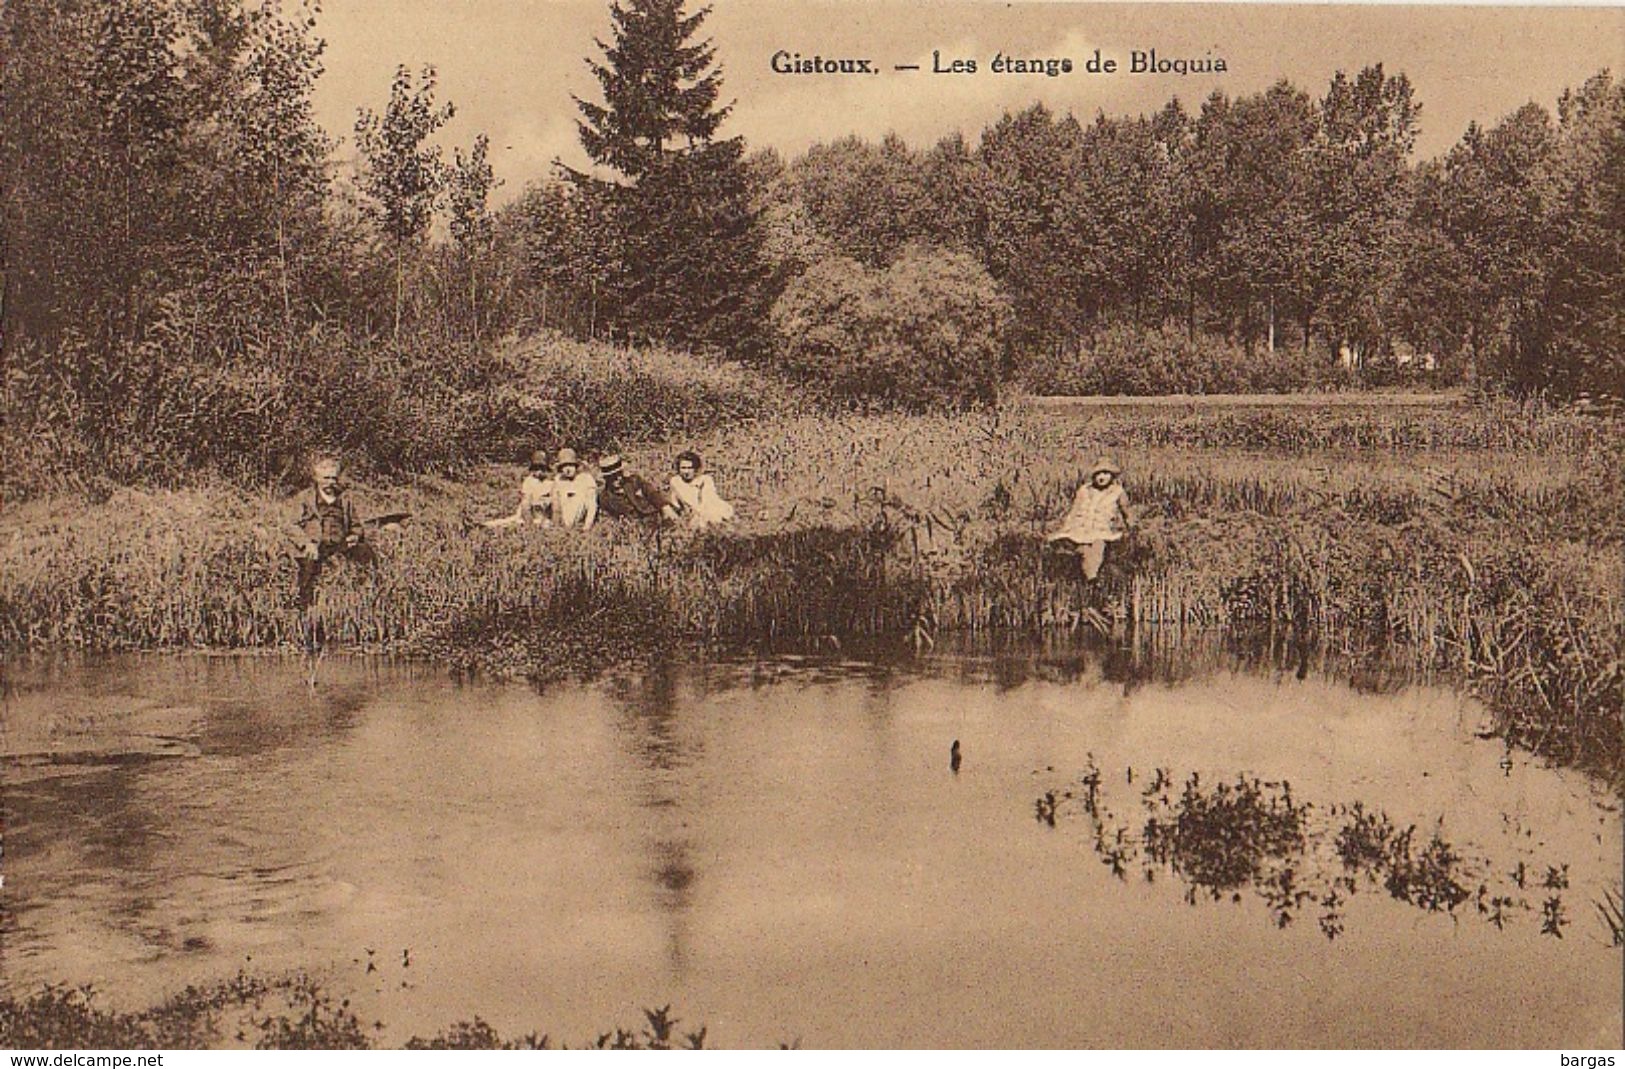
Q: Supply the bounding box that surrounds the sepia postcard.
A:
[1,0,1621,1053]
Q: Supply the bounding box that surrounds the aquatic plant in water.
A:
[1596,887,1624,946]
[1041,765,1591,941]
[1140,773,1307,893]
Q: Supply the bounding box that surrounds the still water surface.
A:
[2,648,1620,1047]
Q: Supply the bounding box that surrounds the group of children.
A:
[469,446,1135,579]
[286,448,1134,610]
[474,447,736,533]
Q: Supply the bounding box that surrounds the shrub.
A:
[1020,324,1319,395]
[480,332,789,461]
[772,245,1011,408]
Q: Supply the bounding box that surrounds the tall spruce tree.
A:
[568,0,767,354]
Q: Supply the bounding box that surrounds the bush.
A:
[479,332,789,461]
[1020,324,1319,395]
[772,245,1011,408]
[0,318,503,496]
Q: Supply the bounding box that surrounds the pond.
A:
[2,644,1619,1048]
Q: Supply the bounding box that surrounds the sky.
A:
[310,1,1624,201]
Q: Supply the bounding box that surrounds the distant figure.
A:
[480,449,554,529]
[1046,456,1134,581]
[551,448,598,530]
[596,453,665,523]
[950,739,962,774]
[286,456,376,609]
[664,450,735,530]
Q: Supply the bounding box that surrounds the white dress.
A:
[668,473,735,529]
[483,474,554,528]
[552,471,599,529]
[1047,483,1128,545]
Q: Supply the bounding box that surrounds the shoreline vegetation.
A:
[0,980,733,1050]
[3,350,1619,785]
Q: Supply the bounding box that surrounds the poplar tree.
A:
[448,133,500,340]
[355,64,454,339]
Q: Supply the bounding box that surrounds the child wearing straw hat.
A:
[550,447,599,530]
[1046,456,1135,580]
[596,452,665,522]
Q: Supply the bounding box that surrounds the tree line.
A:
[2,0,1619,490]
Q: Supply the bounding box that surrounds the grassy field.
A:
[1,397,1619,779]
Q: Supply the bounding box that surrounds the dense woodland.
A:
[2,0,1620,492]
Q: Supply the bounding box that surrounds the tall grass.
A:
[477,332,792,461]
[2,402,1619,775]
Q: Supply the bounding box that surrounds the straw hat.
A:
[599,453,624,477]
[555,447,580,469]
[1089,456,1122,477]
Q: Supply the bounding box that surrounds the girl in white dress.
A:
[1046,456,1134,580]
[664,450,735,530]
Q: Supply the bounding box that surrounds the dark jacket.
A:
[286,490,361,549]
[598,473,665,520]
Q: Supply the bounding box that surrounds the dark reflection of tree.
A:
[6,764,165,952]
[198,679,369,758]
[603,661,703,974]
[3,658,383,970]
[20,766,159,873]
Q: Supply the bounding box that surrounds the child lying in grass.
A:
[479,449,555,529]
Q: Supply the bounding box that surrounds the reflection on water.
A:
[605,662,702,973]
[1,644,1620,1048]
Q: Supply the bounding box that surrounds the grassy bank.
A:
[1,401,1619,777]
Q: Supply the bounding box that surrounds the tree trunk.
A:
[393,241,404,340]
[275,158,292,328]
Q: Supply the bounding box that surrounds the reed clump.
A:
[1048,765,1581,939]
